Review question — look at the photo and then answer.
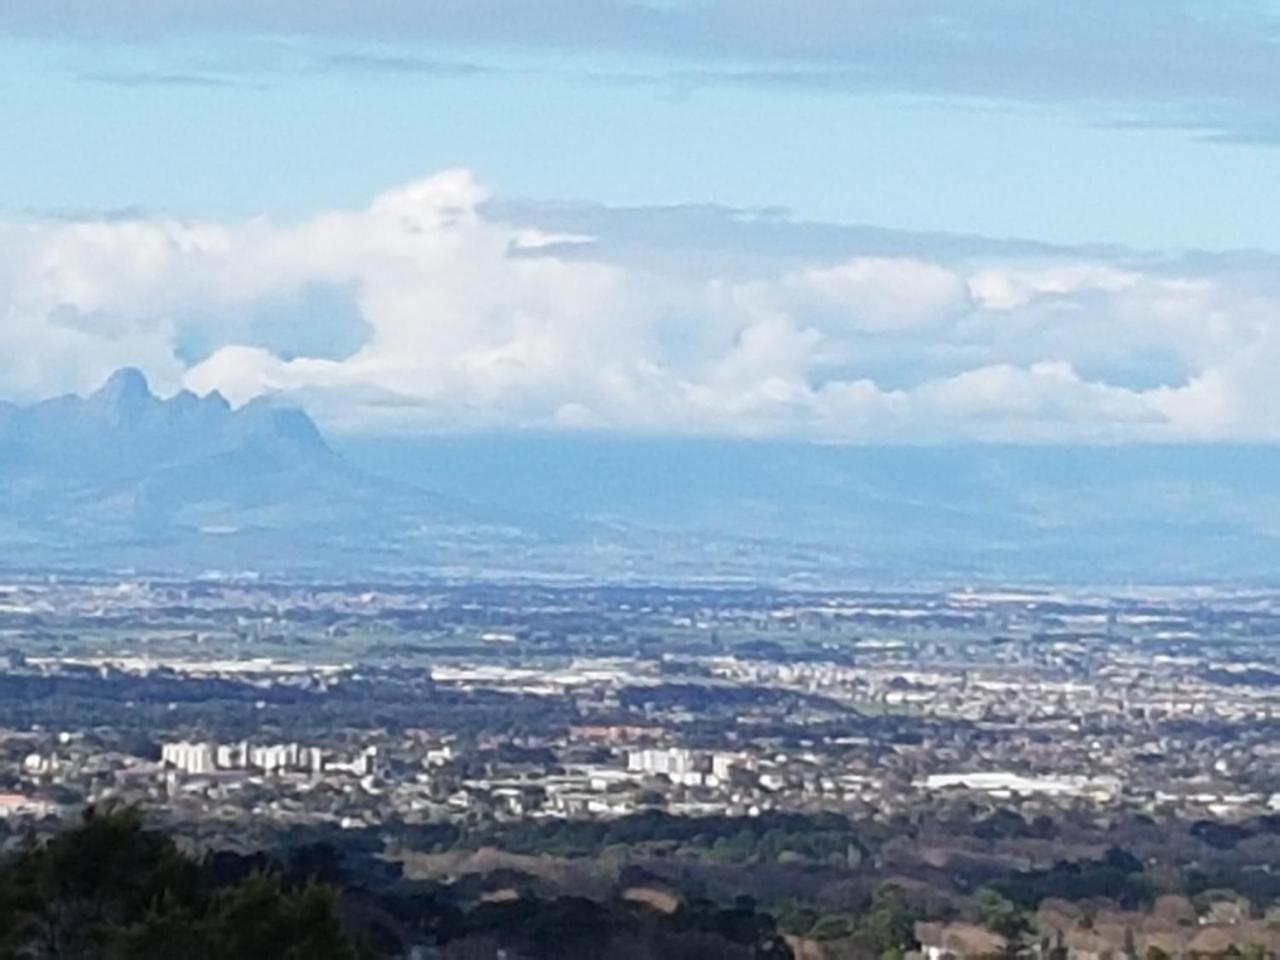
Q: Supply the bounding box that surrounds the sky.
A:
[5,1,1280,442]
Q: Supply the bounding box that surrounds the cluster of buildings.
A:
[0,579,1278,834]
[626,748,740,787]
[160,740,378,778]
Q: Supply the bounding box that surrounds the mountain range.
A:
[0,370,529,575]
[3,369,1280,585]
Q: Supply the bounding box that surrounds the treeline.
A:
[405,809,868,862]
[0,671,576,741]
[0,807,357,959]
[988,848,1152,910]
[774,883,920,953]
[0,808,797,959]
[426,896,793,959]
[20,805,1280,959]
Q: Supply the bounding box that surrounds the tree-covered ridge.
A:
[0,808,801,959]
[405,809,869,862]
[0,806,358,960]
[10,803,1280,959]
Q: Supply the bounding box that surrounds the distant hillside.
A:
[3,369,1280,584]
[341,434,1280,585]
[0,370,524,574]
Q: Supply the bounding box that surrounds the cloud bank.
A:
[2,168,1278,442]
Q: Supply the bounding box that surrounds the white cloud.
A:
[790,257,971,332]
[2,168,1280,442]
[968,264,1140,311]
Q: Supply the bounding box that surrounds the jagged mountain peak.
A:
[87,369,234,421]
[80,369,321,445]
[0,368,423,564]
[88,367,160,426]
[92,367,152,404]
[1,368,333,468]
[236,395,323,437]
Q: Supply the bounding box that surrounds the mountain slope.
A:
[5,370,1280,584]
[340,434,1280,584]
[0,370,527,572]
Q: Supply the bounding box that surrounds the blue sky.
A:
[7,2,1280,248]
[4,2,1280,441]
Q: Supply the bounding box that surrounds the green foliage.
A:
[776,884,920,952]
[0,806,360,960]
[0,809,802,959]
[210,874,357,960]
[772,899,818,937]
[974,887,1028,940]
[861,883,921,954]
[989,849,1153,910]
[808,914,854,941]
[445,893,792,958]
[441,810,866,863]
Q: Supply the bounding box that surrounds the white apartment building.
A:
[161,741,216,776]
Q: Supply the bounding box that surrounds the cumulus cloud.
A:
[2,168,1279,442]
[789,258,971,333]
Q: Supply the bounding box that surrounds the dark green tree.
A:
[860,884,920,955]
[0,807,360,960]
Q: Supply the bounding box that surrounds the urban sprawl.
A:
[2,577,1280,958]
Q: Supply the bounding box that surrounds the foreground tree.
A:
[0,807,359,960]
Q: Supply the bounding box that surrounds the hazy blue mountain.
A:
[0,370,532,574]
[339,434,1280,585]
[3,369,1280,584]
[2,368,323,478]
